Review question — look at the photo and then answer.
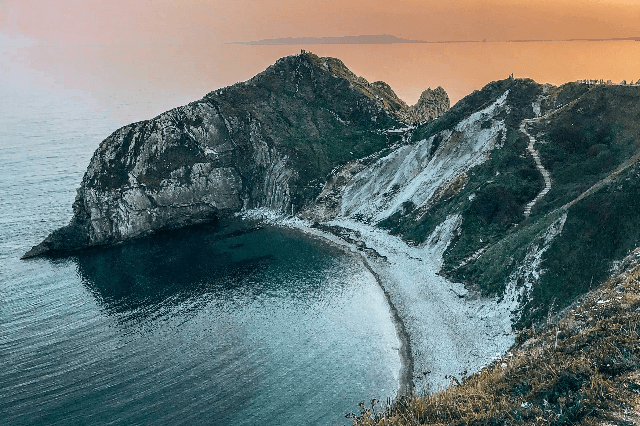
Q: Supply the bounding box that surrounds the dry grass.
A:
[352,251,640,426]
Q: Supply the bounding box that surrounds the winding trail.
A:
[520,88,595,217]
[521,119,552,217]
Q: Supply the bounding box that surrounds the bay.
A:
[0,78,400,425]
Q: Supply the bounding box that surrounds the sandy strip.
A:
[240,209,516,395]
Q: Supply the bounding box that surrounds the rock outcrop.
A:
[23,52,449,258]
[309,54,449,124]
[406,87,450,124]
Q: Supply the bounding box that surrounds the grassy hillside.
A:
[210,53,404,206]
[351,251,640,425]
[380,80,640,327]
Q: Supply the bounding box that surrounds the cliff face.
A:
[25,53,640,332]
[407,87,450,124]
[306,77,640,327]
[24,52,448,258]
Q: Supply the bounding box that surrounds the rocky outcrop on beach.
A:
[23,52,448,259]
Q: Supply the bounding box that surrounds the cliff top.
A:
[302,51,450,124]
[222,51,449,125]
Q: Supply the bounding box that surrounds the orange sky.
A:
[2,0,639,45]
[1,1,639,119]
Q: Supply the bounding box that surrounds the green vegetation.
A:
[380,124,540,269]
[212,53,403,207]
[533,89,640,214]
[351,260,640,425]
[411,78,541,143]
[279,99,397,204]
[382,80,640,327]
[446,212,562,296]
[383,79,543,247]
[442,127,540,269]
[519,162,640,327]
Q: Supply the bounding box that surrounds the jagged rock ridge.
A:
[23,52,449,258]
[308,53,449,124]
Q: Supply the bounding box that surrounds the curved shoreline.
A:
[296,225,415,396]
[359,257,415,395]
[241,209,516,396]
[243,212,415,397]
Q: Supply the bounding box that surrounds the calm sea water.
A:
[0,79,401,425]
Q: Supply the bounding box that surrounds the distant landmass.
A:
[229,34,428,45]
[230,34,640,45]
[506,36,640,42]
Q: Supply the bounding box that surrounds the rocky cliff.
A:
[305,77,640,327]
[23,52,449,258]
[24,54,640,333]
[311,54,449,124]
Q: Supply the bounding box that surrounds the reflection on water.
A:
[0,59,403,426]
[2,222,401,426]
[75,222,268,319]
[73,221,347,324]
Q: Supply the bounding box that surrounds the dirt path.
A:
[521,119,552,217]
[521,88,595,217]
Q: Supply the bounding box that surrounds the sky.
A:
[2,0,640,44]
[1,0,640,118]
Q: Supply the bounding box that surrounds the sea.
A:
[3,37,639,425]
[0,74,401,425]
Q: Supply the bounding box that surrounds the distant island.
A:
[229,34,640,45]
[229,34,430,45]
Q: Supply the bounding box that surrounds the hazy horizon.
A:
[230,34,640,45]
[2,1,639,121]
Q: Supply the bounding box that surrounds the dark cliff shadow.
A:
[68,219,344,325]
[70,220,275,322]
